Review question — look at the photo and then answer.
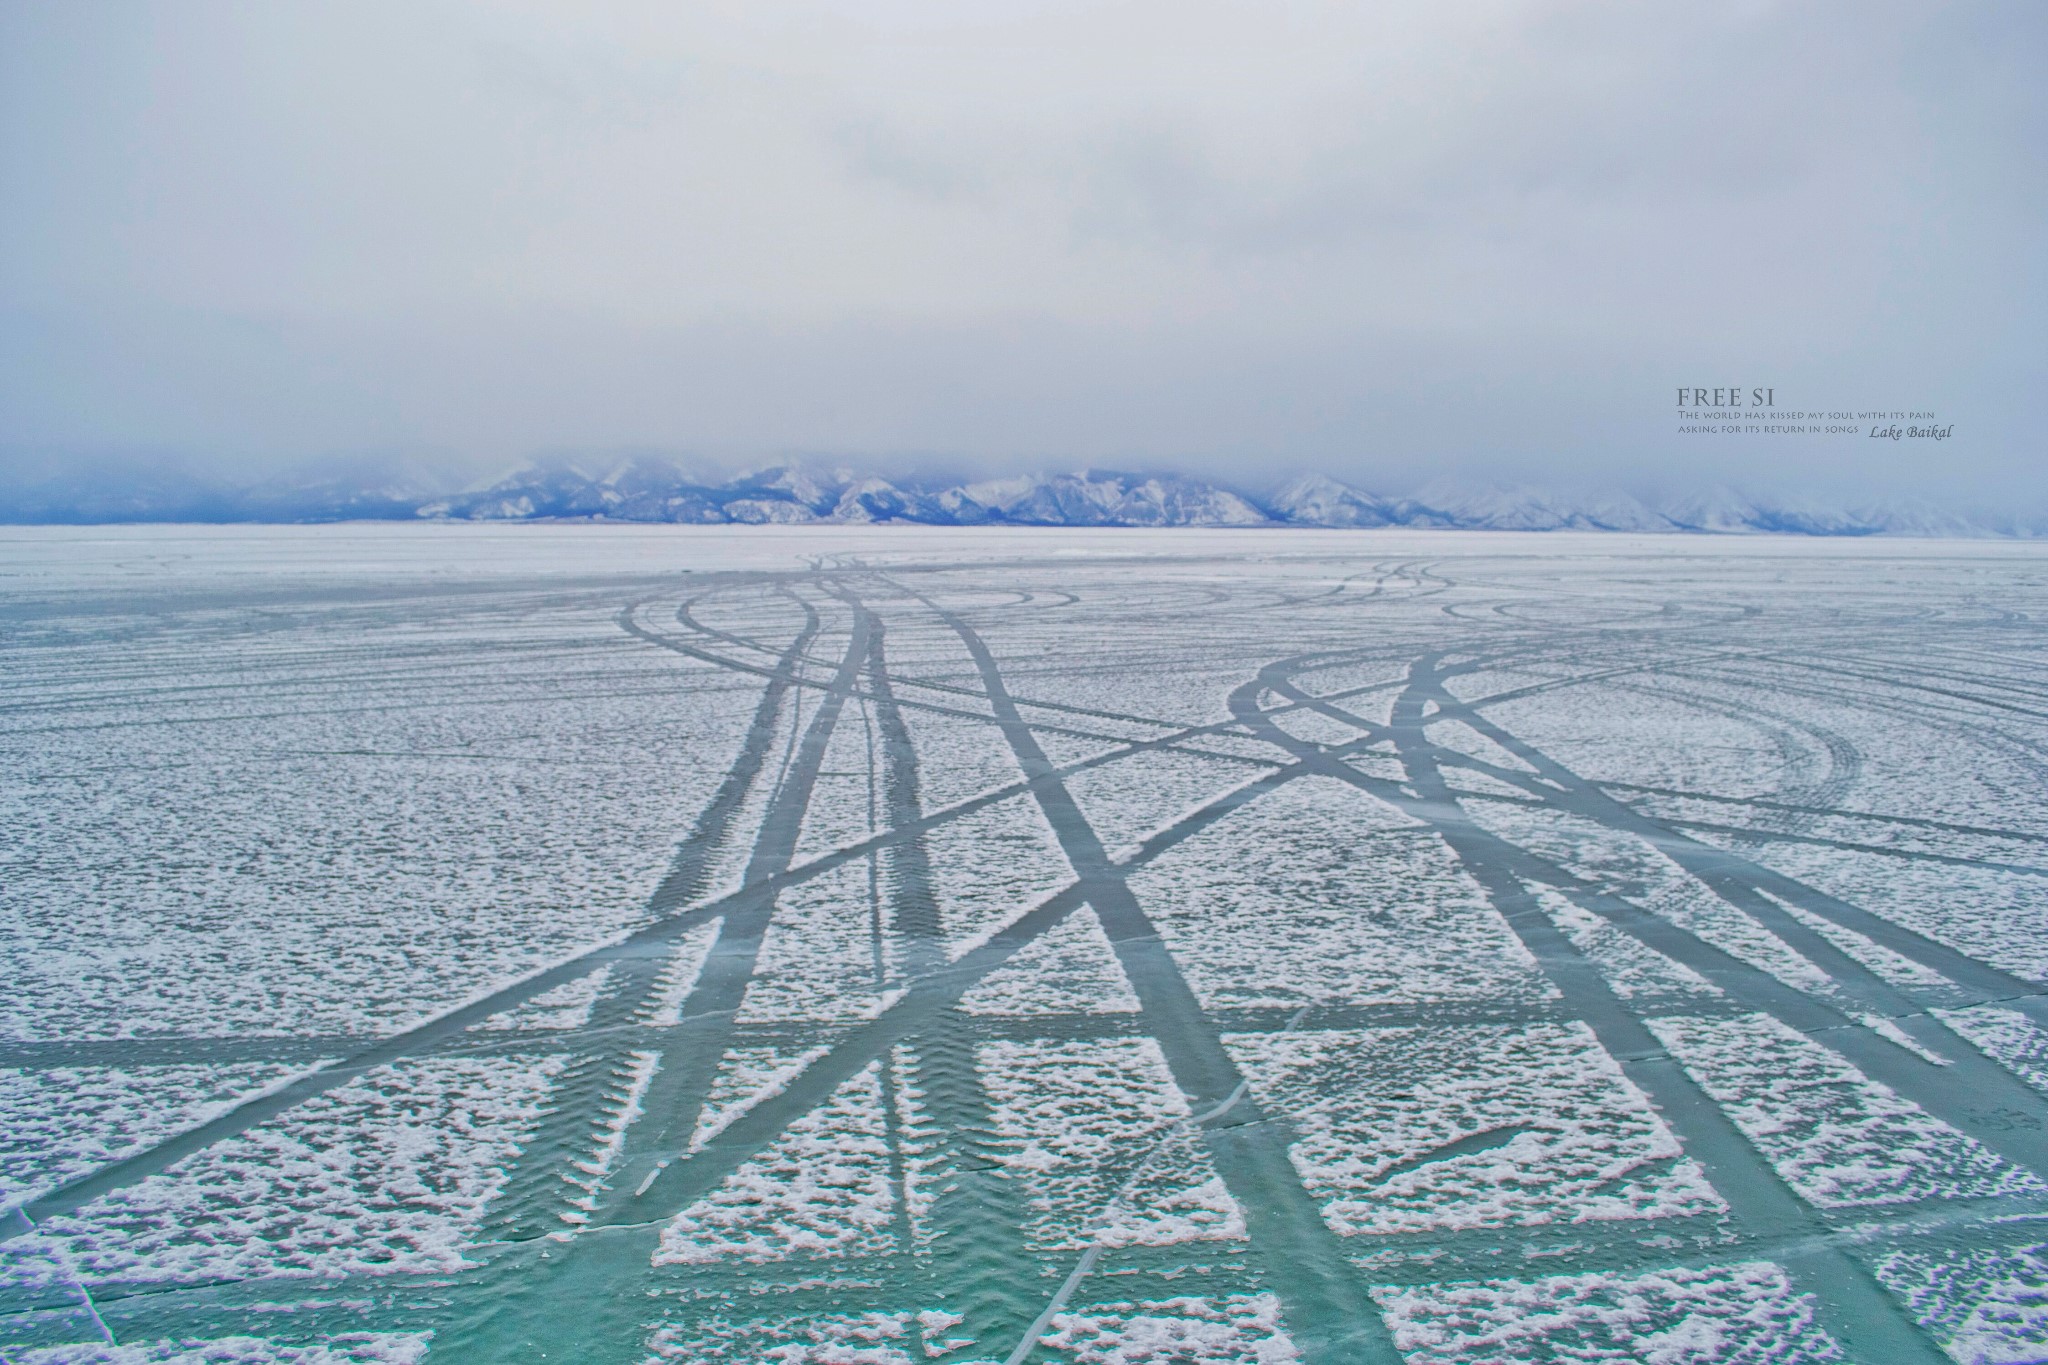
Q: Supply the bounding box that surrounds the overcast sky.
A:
[1,1,2041,498]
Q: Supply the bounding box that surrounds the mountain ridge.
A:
[0,457,2037,537]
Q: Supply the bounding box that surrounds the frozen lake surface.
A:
[4,525,2048,1363]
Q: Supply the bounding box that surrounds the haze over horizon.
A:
[2,2,2042,505]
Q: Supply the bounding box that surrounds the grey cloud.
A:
[0,0,2041,505]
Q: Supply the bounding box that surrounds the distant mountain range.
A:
[0,457,2037,537]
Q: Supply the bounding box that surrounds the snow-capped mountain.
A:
[0,457,2037,537]
[949,471,1270,527]
[1396,479,1672,532]
[1268,474,1398,527]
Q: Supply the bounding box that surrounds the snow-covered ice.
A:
[7,526,2047,1362]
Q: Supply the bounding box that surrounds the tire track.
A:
[482,594,826,1239]
[860,613,1042,1355]
[1429,676,2048,1144]
[1230,658,1952,1365]
[923,596,1407,1365]
[595,597,875,1223]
